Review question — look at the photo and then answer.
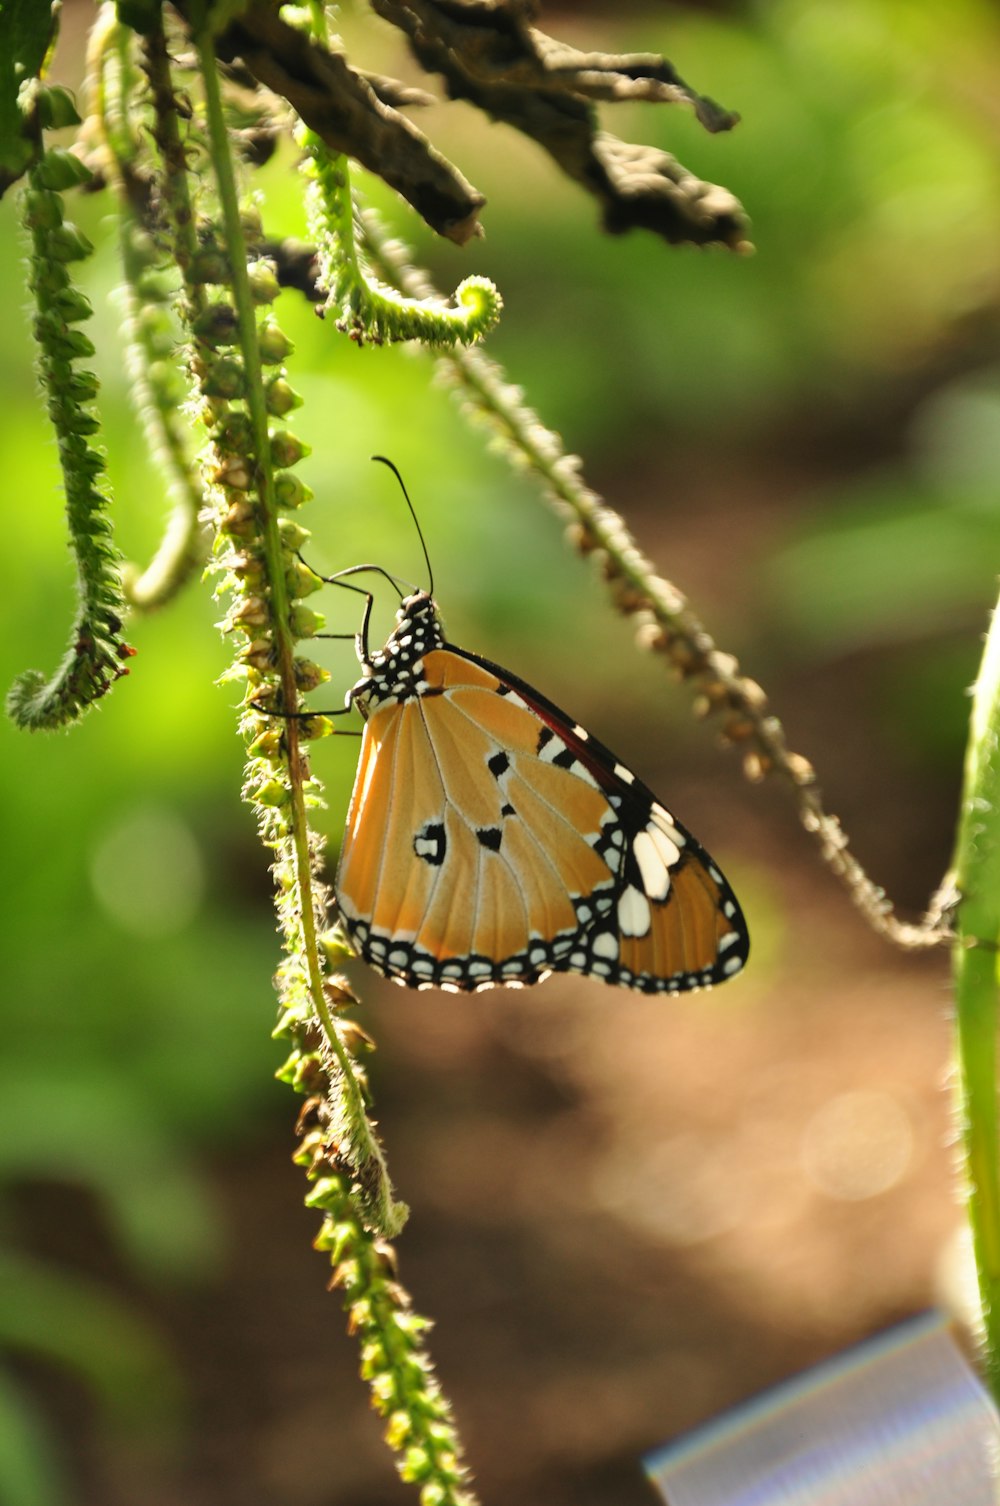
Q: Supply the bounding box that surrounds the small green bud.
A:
[319,930,354,965]
[125,224,159,266]
[241,207,264,247]
[248,727,283,760]
[23,189,63,230]
[213,456,253,491]
[273,472,311,509]
[47,225,94,262]
[202,357,244,399]
[277,517,310,550]
[192,303,239,347]
[146,360,186,405]
[384,1412,412,1450]
[36,148,92,191]
[226,549,264,582]
[49,328,96,360]
[217,411,253,451]
[289,604,325,637]
[253,777,288,808]
[51,287,91,324]
[55,407,99,436]
[294,657,329,692]
[30,262,69,302]
[273,1049,302,1085]
[315,1213,355,1255]
[67,371,99,404]
[270,430,310,467]
[248,260,280,304]
[221,500,257,537]
[296,715,335,741]
[231,595,270,628]
[306,1179,349,1213]
[286,559,324,599]
[239,642,276,672]
[35,86,82,131]
[265,377,301,416]
[257,323,293,364]
[189,248,232,285]
[135,267,175,302]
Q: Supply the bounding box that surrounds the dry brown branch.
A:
[369,0,750,248]
[175,0,487,243]
[353,213,948,952]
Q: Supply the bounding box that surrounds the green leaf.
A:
[116,0,162,35]
[0,0,59,198]
[0,1369,67,1506]
[0,1252,180,1432]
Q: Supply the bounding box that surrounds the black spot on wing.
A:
[487,750,510,779]
[476,826,503,852]
[500,802,516,818]
[551,746,577,770]
[536,726,554,753]
[414,820,446,866]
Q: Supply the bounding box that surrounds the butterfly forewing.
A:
[335,592,749,993]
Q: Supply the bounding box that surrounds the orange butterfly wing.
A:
[335,592,748,994]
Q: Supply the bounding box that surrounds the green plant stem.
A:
[94,15,209,610]
[953,594,1000,1400]
[195,29,400,1230]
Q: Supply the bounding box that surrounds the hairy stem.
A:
[360,208,948,955]
[91,12,209,610]
[952,595,1000,1400]
[194,25,403,1235]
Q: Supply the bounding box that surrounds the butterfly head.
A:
[350,590,446,712]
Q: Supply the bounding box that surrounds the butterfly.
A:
[333,585,749,995]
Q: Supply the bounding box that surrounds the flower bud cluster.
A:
[290,1102,477,1506]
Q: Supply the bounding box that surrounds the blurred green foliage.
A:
[2,0,1000,1497]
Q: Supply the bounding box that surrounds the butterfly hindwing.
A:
[334,593,749,993]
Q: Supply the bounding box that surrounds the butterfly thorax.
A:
[349,591,446,715]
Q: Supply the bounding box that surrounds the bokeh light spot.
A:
[90,804,205,938]
[800,1090,913,1201]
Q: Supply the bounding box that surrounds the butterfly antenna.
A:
[371,455,435,598]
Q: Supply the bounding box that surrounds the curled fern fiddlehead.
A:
[6,85,135,730]
[298,4,501,348]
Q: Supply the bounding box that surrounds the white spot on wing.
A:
[618,885,652,937]
[723,954,744,976]
[592,930,618,960]
[718,930,742,951]
[633,830,672,900]
[614,763,635,785]
[539,735,568,764]
[650,804,685,847]
[646,820,681,872]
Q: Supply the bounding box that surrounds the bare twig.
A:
[370,0,750,249]
[174,0,486,243]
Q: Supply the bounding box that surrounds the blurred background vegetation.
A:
[2,1,999,1503]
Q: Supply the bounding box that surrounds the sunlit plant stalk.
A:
[90,13,210,609]
[952,592,1000,1404]
[190,11,403,1237]
[129,11,478,1496]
